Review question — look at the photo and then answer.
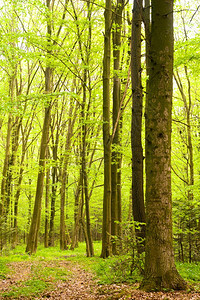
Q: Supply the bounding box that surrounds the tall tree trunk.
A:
[70,175,82,250]
[141,0,186,291]
[101,0,112,259]
[70,0,94,256]
[26,0,53,254]
[60,93,77,250]
[48,116,59,247]
[131,0,145,255]
[111,0,124,255]
[80,70,94,257]
[174,67,195,262]
[12,144,25,248]
[44,163,50,248]
[25,104,51,254]
[48,145,58,247]
[0,69,17,249]
[0,114,12,250]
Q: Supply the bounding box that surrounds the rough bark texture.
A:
[141,0,186,291]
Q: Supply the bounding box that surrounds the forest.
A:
[0,0,200,298]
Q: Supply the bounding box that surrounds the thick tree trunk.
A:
[141,0,186,291]
[131,0,145,255]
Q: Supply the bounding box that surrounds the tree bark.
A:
[174,67,195,262]
[44,163,50,248]
[0,69,17,249]
[111,0,124,255]
[141,0,186,291]
[81,71,94,257]
[25,104,51,254]
[70,175,82,250]
[131,0,145,255]
[26,0,53,254]
[101,0,112,258]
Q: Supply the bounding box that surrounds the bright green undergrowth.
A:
[0,260,9,279]
[2,279,49,298]
[91,255,142,284]
[1,242,200,298]
[177,262,200,290]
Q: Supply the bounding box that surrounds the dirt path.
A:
[1,260,200,299]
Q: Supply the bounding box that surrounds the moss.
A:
[140,269,187,292]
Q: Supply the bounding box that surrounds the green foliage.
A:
[177,262,200,291]
[2,279,49,298]
[91,255,142,285]
[177,262,200,282]
[0,260,9,279]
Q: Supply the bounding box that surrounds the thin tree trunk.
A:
[131,0,145,255]
[12,146,25,248]
[26,0,53,254]
[111,0,124,255]
[101,0,112,259]
[174,67,195,262]
[44,163,50,248]
[0,68,17,249]
[70,176,82,250]
[48,118,59,247]
[25,104,51,254]
[0,114,12,250]
[60,93,77,250]
[80,70,94,257]
[48,148,57,247]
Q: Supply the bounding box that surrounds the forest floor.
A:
[1,259,200,299]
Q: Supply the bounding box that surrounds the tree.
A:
[101,0,112,258]
[111,0,125,255]
[141,0,186,291]
[131,0,145,255]
[26,0,53,254]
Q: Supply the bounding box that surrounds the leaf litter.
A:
[1,260,200,299]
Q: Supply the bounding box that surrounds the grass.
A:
[91,254,142,284]
[0,243,85,299]
[177,262,200,290]
[1,242,200,298]
[0,260,9,279]
[2,279,49,298]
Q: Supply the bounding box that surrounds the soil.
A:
[1,260,200,299]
